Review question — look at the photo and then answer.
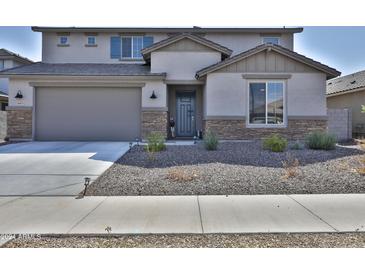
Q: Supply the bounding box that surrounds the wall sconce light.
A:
[150,90,157,99]
[15,90,23,100]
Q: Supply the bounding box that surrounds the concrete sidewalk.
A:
[0,194,364,234]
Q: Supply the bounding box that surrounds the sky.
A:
[1,26,365,76]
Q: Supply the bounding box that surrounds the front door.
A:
[176,92,196,137]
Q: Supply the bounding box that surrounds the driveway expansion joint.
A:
[287,195,339,232]
[66,197,108,233]
[196,196,205,233]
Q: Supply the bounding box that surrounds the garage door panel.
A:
[35,87,141,141]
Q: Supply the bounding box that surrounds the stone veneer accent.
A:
[204,118,327,140]
[7,108,33,140]
[141,111,168,139]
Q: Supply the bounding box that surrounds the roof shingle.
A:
[0,62,166,77]
[327,70,365,96]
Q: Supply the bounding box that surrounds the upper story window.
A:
[262,37,280,45]
[87,36,96,46]
[111,36,154,60]
[59,36,69,46]
[121,36,143,59]
[0,60,4,71]
[248,81,285,126]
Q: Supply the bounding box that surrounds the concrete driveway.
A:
[0,142,130,196]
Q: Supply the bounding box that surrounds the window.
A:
[263,37,279,45]
[87,36,96,45]
[121,36,145,59]
[0,60,4,71]
[59,36,69,45]
[249,81,284,126]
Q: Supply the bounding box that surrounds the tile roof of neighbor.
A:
[196,43,341,79]
[327,70,365,96]
[32,26,304,34]
[0,63,166,77]
[0,48,34,64]
[0,91,8,97]
[141,33,233,58]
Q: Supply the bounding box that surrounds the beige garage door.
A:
[35,87,141,141]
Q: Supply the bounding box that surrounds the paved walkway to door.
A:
[0,142,130,196]
[0,194,364,234]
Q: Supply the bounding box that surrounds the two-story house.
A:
[0,27,340,141]
[0,48,33,111]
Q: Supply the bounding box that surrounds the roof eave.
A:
[32,26,303,34]
[196,44,341,79]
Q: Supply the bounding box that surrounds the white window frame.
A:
[87,36,96,45]
[121,36,143,60]
[247,79,287,128]
[262,36,280,45]
[59,36,69,45]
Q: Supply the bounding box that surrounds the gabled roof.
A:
[327,70,365,96]
[196,43,341,79]
[0,62,166,77]
[141,33,233,59]
[0,48,34,65]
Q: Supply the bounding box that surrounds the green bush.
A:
[305,131,336,150]
[290,141,304,150]
[204,130,219,151]
[263,134,288,152]
[146,132,166,152]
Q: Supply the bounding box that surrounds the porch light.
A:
[150,90,157,99]
[15,90,23,99]
[129,142,133,149]
[135,137,140,146]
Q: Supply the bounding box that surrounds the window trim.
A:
[58,36,69,47]
[262,36,280,45]
[246,79,287,128]
[0,60,4,70]
[120,35,144,60]
[86,36,97,46]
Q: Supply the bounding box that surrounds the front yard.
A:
[86,141,365,196]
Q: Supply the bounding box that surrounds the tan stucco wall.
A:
[41,32,294,63]
[151,51,221,80]
[327,90,365,132]
[141,80,167,108]
[42,32,168,63]
[205,72,327,118]
[8,79,34,107]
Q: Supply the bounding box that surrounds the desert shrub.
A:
[305,131,336,150]
[146,132,166,152]
[290,141,304,150]
[204,130,219,151]
[263,134,287,152]
[281,155,300,180]
[166,168,199,183]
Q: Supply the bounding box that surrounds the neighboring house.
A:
[0,48,34,94]
[327,70,365,137]
[0,26,340,141]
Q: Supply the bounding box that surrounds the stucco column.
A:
[141,81,168,139]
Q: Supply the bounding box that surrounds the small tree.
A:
[362,105,365,113]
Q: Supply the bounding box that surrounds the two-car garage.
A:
[34,87,141,141]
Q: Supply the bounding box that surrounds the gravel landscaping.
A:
[4,233,365,248]
[86,141,365,196]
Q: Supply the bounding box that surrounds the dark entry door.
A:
[176,92,196,137]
